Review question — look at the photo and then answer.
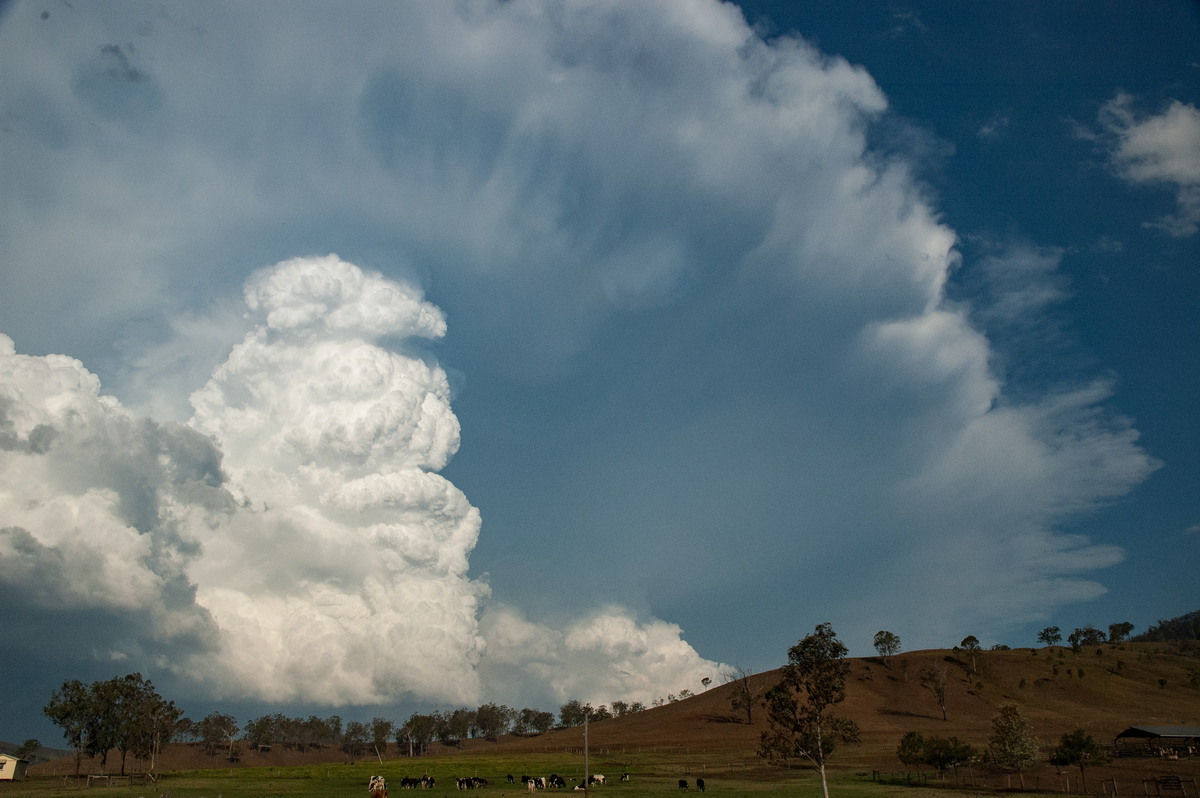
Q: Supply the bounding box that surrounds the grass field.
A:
[0,751,1093,798]
[7,745,1194,798]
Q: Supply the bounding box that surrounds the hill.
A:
[1134,610,1200,644]
[31,642,1200,784]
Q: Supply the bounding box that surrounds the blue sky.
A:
[1,1,1196,745]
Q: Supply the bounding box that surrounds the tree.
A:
[44,679,91,776]
[896,731,927,773]
[343,720,369,757]
[1067,626,1106,652]
[558,699,588,728]
[1050,729,1106,792]
[987,704,1038,788]
[198,712,239,759]
[1038,626,1062,646]
[897,732,974,778]
[439,708,473,745]
[100,673,178,775]
[244,715,277,749]
[758,623,860,798]
[1107,621,1134,642]
[722,664,764,724]
[873,630,901,663]
[370,717,394,754]
[474,703,512,740]
[400,713,438,756]
[920,664,949,721]
[14,739,40,763]
[137,687,181,778]
[959,636,981,674]
[923,736,975,777]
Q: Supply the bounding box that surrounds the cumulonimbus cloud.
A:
[0,0,1163,713]
[0,255,721,708]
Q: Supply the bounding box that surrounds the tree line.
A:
[42,677,651,775]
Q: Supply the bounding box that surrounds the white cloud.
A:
[1100,92,1200,236]
[478,604,723,708]
[0,257,723,709]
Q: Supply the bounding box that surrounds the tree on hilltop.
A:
[1038,626,1062,646]
[1068,626,1106,651]
[1107,621,1134,642]
[959,635,981,674]
[873,630,901,663]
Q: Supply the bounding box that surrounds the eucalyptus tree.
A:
[1038,626,1062,646]
[43,679,91,776]
[758,623,860,798]
[873,630,901,663]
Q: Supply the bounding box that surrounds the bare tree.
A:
[920,664,949,721]
[722,664,764,724]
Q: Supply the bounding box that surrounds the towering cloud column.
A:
[186,254,487,703]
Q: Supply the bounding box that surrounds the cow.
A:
[678,780,689,790]
[369,775,388,798]
[507,775,516,785]
[619,774,630,783]
[456,777,488,790]
[588,775,606,786]
[696,778,705,792]
[549,775,566,788]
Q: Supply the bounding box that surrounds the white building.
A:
[0,753,29,782]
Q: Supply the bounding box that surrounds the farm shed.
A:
[1113,726,1200,757]
[0,753,29,781]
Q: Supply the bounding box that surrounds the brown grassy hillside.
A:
[33,642,1200,783]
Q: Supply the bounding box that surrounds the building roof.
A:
[1114,726,1200,740]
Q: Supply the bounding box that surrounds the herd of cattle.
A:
[369,773,707,793]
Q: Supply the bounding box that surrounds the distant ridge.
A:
[0,741,72,765]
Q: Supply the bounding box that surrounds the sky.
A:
[1,0,1197,745]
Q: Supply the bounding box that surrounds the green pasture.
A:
[0,752,1072,798]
